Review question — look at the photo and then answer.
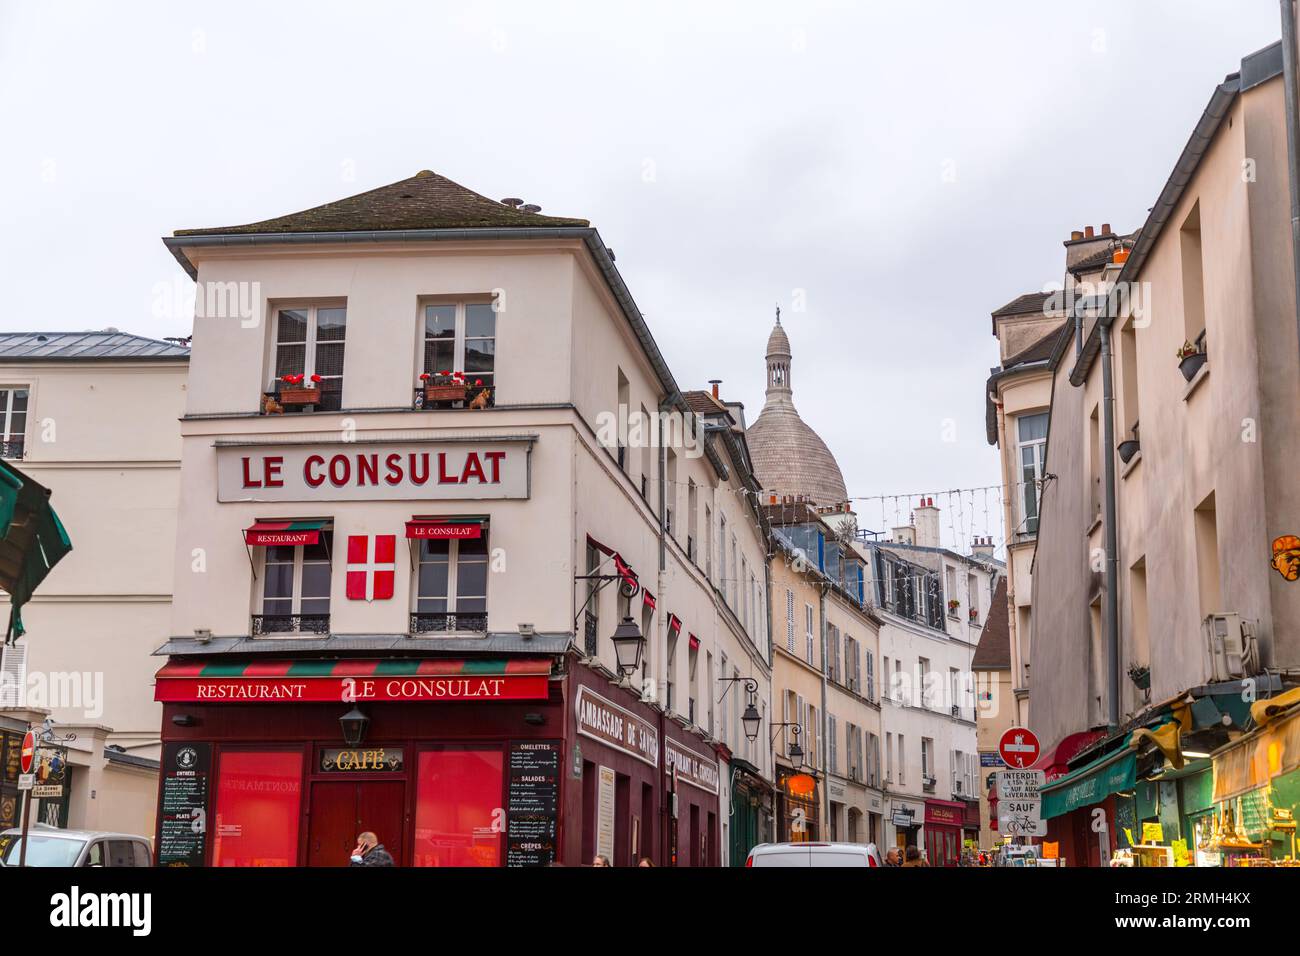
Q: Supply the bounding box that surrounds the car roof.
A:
[751,842,878,853]
[0,827,149,842]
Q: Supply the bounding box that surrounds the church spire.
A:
[765,306,792,399]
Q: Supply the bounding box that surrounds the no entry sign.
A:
[998,727,1040,769]
[19,730,36,774]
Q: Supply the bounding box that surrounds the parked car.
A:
[746,841,884,867]
[0,825,153,867]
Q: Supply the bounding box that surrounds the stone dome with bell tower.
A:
[745,309,849,507]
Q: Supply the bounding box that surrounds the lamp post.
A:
[610,616,645,678]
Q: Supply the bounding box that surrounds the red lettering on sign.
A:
[439,452,459,484]
[409,453,429,485]
[305,455,326,487]
[385,453,403,485]
[329,454,350,486]
[461,452,485,484]
[484,451,505,483]
[264,456,284,487]
[241,457,261,488]
[357,453,378,486]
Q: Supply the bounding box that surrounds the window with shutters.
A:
[0,641,27,706]
[865,650,875,701]
[804,608,812,663]
[785,589,795,653]
[828,715,837,775]
[885,732,893,782]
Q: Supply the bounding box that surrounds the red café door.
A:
[308,781,405,867]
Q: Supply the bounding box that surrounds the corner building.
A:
[154,170,773,867]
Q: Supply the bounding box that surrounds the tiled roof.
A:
[971,578,1010,670]
[991,290,1056,320]
[683,390,730,418]
[0,331,190,361]
[174,169,589,237]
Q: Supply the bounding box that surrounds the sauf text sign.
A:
[217,440,531,502]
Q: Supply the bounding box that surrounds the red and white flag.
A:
[346,534,396,601]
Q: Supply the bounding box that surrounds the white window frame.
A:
[255,533,333,631]
[413,536,489,616]
[269,302,347,393]
[0,386,29,456]
[418,299,497,386]
[1016,411,1049,534]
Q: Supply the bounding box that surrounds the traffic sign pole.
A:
[17,728,37,868]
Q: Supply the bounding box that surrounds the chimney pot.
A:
[709,379,722,399]
[1085,225,1095,238]
[1071,230,1084,241]
[1102,223,1111,235]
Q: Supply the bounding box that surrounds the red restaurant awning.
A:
[244,519,328,546]
[405,516,486,539]
[154,657,551,703]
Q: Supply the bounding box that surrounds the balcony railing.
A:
[409,612,488,635]
[252,613,331,636]
[583,611,598,657]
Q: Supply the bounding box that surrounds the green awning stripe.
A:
[462,659,504,674]
[286,520,328,532]
[373,660,424,675]
[286,660,339,676]
[1041,735,1137,819]
[199,662,253,677]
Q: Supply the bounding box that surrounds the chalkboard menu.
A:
[506,740,560,867]
[158,742,211,866]
[0,732,20,829]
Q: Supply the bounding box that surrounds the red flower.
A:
[419,372,431,381]
[309,374,322,384]
[440,370,451,376]
[474,379,483,386]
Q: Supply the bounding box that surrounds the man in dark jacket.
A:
[350,831,395,867]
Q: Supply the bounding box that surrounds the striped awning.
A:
[244,519,328,546]
[154,657,552,703]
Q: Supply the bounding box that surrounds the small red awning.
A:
[586,535,638,590]
[244,519,327,546]
[406,516,486,540]
[667,614,682,636]
[642,590,656,611]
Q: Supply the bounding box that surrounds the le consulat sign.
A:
[216,438,532,502]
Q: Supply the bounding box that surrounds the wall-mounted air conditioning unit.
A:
[1203,613,1260,682]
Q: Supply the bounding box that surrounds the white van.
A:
[746,842,884,867]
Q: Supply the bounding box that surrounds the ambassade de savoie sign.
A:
[216,440,531,502]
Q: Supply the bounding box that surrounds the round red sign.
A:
[19,730,36,774]
[998,727,1041,769]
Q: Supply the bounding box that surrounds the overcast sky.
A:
[0,0,1283,551]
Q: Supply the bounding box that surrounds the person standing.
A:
[349,831,395,867]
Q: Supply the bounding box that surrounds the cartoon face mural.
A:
[1271,535,1300,582]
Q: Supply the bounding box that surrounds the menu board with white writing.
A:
[158,742,211,866]
[506,740,560,867]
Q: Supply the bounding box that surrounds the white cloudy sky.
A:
[0,0,1283,549]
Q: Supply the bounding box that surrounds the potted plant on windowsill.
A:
[1127,662,1151,691]
[422,371,467,403]
[277,373,321,406]
[1176,340,1207,382]
[947,598,961,617]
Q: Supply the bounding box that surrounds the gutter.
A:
[1281,3,1300,367]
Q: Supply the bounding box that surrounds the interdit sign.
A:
[216,441,531,502]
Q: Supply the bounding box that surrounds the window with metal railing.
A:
[412,532,489,634]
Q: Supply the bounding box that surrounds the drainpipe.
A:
[1099,322,1121,729]
[819,585,830,835]
[1281,0,1300,364]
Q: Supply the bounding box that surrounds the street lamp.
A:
[339,706,370,747]
[610,617,645,678]
[771,722,804,770]
[741,700,762,742]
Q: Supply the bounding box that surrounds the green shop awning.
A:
[1041,735,1138,819]
[0,459,72,641]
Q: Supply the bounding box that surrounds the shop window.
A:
[413,747,503,867]
[212,750,304,866]
[0,387,28,459]
[412,532,489,634]
[255,532,332,635]
[422,302,496,407]
[269,305,346,412]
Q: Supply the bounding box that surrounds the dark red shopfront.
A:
[924,798,965,867]
[154,652,721,867]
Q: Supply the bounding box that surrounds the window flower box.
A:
[276,373,322,406]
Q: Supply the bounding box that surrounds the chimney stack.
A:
[1084,225,1095,238]
[1070,230,1084,241]
[709,379,722,399]
[914,497,941,549]
[1101,223,1111,235]
[971,535,996,560]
